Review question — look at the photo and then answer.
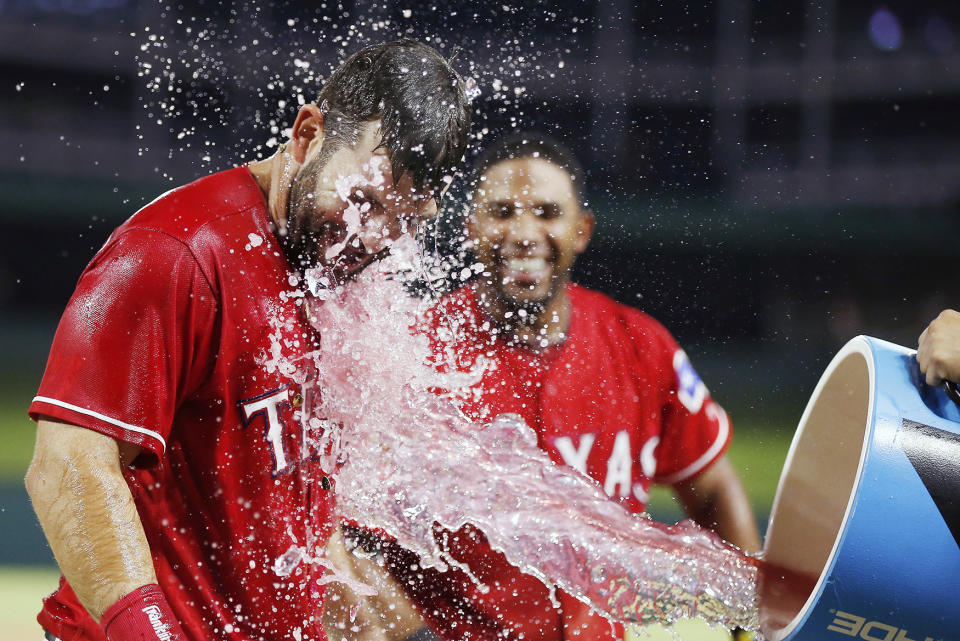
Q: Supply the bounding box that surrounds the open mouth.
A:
[305,245,391,300]
[330,243,390,282]
[502,256,551,283]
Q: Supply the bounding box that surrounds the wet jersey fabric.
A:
[384,283,733,641]
[30,167,336,641]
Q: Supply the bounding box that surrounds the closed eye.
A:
[352,189,386,215]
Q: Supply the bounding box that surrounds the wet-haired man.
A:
[363,132,760,641]
[25,39,470,641]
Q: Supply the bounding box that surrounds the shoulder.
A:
[106,167,271,287]
[82,227,213,304]
[569,284,676,347]
[121,167,266,244]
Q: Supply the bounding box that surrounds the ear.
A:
[575,209,595,254]
[288,104,325,163]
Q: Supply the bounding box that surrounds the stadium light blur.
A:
[868,7,903,52]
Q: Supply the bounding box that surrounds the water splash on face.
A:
[292,235,759,631]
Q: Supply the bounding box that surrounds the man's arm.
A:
[24,419,156,620]
[324,527,436,641]
[672,455,761,554]
[917,309,960,385]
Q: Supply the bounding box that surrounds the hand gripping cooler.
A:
[760,336,960,641]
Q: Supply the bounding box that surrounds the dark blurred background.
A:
[1,0,958,573]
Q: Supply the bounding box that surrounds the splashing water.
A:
[274,543,377,598]
[294,236,759,632]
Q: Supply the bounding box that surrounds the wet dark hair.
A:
[472,131,586,206]
[316,39,472,200]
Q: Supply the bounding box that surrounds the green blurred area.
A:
[0,385,36,484]
[0,566,60,639]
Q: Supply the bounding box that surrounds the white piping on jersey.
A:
[632,483,649,504]
[657,401,730,485]
[32,396,167,452]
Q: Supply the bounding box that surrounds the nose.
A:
[505,209,545,247]
[355,215,396,255]
[359,208,425,255]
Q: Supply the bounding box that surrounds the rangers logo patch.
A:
[673,349,707,413]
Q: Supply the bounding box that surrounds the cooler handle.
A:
[943,380,960,407]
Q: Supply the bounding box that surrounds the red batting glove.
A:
[100,584,188,641]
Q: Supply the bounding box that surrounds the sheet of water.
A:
[280,234,760,632]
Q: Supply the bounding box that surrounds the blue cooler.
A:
[760,336,960,641]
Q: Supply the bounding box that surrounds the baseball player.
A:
[25,39,471,641]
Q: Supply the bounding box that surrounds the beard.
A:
[279,149,391,282]
[280,151,340,272]
[487,247,562,318]
[488,267,556,320]
[501,293,548,318]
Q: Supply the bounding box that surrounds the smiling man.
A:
[360,132,761,641]
[24,39,470,641]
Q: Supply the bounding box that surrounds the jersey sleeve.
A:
[29,228,217,465]
[644,326,732,485]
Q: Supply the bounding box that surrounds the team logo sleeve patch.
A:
[673,349,707,414]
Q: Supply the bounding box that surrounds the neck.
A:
[247,148,297,228]
[477,282,572,350]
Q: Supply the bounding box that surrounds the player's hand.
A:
[917,309,960,386]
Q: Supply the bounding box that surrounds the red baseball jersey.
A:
[383,283,732,641]
[30,167,337,641]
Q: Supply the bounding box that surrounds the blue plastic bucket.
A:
[760,336,960,641]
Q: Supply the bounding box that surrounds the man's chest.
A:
[467,343,666,508]
[175,275,339,482]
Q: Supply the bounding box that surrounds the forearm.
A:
[688,483,761,554]
[675,457,761,554]
[324,527,433,641]
[25,420,156,620]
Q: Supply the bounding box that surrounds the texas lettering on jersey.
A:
[552,430,661,502]
[549,395,728,504]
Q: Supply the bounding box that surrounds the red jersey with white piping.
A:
[30,167,336,641]
[383,282,732,641]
